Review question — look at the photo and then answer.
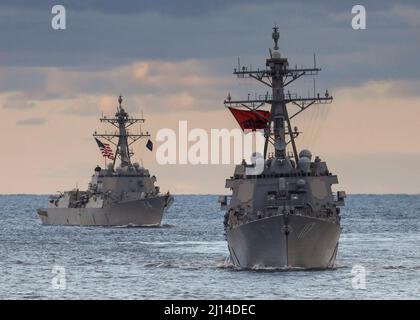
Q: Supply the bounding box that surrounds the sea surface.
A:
[0,194,419,299]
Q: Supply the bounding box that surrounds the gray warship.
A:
[38,96,173,226]
[219,28,346,269]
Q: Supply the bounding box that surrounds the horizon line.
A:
[1,193,420,196]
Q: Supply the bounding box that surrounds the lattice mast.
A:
[93,96,150,169]
[224,27,333,163]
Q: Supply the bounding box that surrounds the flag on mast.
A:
[94,138,115,160]
[228,107,270,131]
[146,139,153,151]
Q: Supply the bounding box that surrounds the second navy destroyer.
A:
[219,28,346,269]
[38,96,173,226]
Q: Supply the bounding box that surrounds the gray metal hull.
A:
[38,196,169,227]
[226,214,340,269]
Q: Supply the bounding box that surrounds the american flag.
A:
[94,138,115,160]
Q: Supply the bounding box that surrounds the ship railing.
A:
[218,195,231,210]
[332,191,346,206]
[257,94,273,101]
[265,201,312,215]
[253,93,299,101]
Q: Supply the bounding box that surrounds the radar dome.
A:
[298,156,311,172]
[272,51,281,58]
[299,149,312,160]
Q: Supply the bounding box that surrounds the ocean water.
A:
[0,194,419,300]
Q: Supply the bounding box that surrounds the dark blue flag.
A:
[146,139,153,151]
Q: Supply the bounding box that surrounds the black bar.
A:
[0,300,415,318]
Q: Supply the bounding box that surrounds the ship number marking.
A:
[298,222,316,239]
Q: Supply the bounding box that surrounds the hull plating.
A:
[226,214,340,269]
[38,196,169,227]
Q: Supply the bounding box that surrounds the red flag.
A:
[228,107,270,131]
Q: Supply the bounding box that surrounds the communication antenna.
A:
[313,78,316,97]
[93,96,151,170]
[224,26,332,162]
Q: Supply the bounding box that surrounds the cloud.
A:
[388,4,420,27]
[0,0,418,87]
[1,0,420,194]
[0,0,280,17]
[16,117,48,126]
[1,59,227,97]
[334,79,420,101]
[0,59,230,115]
[297,79,420,156]
[1,0,416,16]
[2,99,36,110]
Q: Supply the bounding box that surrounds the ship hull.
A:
[226,214,340,269]
[37,196,170,227]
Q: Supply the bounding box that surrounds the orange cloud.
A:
[1,66,420,194]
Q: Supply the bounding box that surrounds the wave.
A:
[217,257,348,272]
[113,223,166,228]
[142,261,207,271]
[383,265,420,271]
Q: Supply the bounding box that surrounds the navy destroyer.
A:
[38,96,173,226]
[219,28,346,269]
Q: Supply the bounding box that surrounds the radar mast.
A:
[93,96,151,170]
[224,27,333,163]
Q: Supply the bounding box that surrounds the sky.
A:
[0,0,419,194]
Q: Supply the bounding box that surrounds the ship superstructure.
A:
[219,28,346,269]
